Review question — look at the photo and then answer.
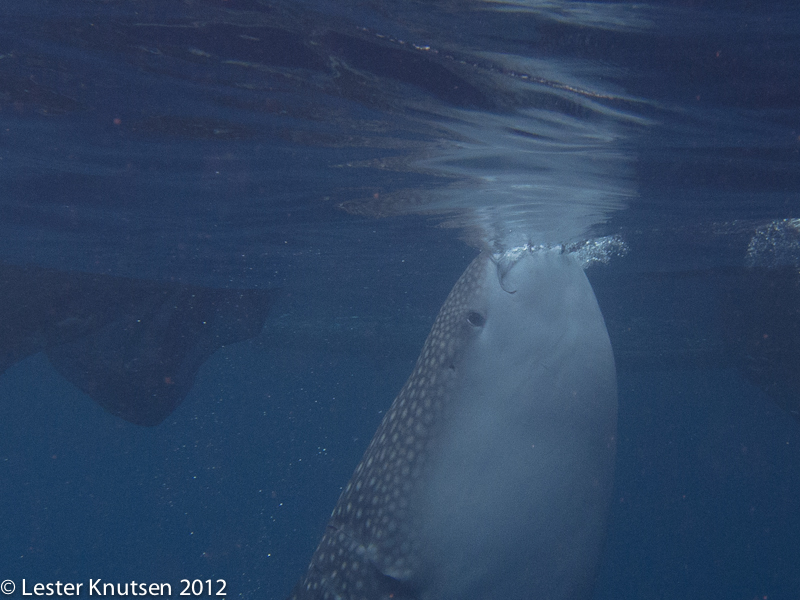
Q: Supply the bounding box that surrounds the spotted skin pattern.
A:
[289,255,488,600]
[287,249,617,600]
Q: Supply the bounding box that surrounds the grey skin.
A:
[289,248,618,600]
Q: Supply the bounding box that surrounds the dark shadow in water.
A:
[0,263,273,426]
[720,267,800,421]
[590,266,800,422]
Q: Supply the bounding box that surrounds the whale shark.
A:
[288,248,618,600]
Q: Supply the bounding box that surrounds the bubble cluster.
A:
[566,234,628,268]
[745,218,800,269]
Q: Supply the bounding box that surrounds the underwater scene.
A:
[0,1,798,599]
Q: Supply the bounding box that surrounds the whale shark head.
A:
[289,248,617,600]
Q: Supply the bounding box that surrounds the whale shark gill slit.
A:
[289,249,618,600]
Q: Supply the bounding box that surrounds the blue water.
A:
[1,1,799,599]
